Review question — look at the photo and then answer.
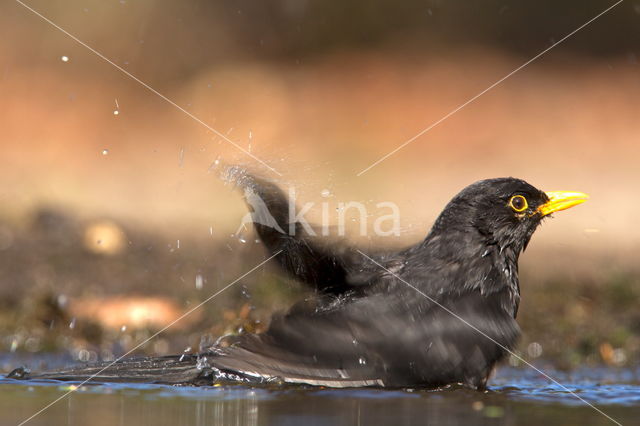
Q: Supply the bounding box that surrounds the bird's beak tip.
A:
[538,191,589,216]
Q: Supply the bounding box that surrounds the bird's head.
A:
[432,177,588,254]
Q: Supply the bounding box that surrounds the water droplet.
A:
[196,356,208,370]
[101,349,115,361]
[120,325,127,332]
[69,318,76,329]
[527,342,543,358]
[176,239,180,249]
[101,149,109,155]
[241,285,251,299]
[113,110,119,115]
[358,356,367,365]
[195,274,204,290]
[57,294,68,308]
[207,157,221,173]
[77,349,91,362]
[61,56,69,62]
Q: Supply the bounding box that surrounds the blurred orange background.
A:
[2,1,639,277]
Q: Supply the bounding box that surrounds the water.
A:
[0,361,638,425]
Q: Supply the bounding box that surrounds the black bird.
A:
[10,173,588,389]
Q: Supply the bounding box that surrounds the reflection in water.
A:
[1,367,639,425]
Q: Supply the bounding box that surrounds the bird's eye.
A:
[509,195,528,212]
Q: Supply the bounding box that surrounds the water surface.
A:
[1,362,638,426]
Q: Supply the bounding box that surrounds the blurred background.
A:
[0,0,639,370]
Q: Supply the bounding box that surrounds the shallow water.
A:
[0,360,638,426]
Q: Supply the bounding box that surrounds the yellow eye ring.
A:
[509,195,528,212]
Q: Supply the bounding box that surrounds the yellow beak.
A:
[538,191,589,216]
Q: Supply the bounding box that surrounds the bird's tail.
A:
[7,355,209,385]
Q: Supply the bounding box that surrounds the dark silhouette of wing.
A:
[206,287,519,389]
[227,168,383,294]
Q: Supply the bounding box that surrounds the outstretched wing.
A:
[11,289,519,389]
[227,167,383,294]
[207,288,520,389]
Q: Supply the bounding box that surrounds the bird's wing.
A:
[206,296,389,387]
[12,290,519,388]
[207,288,520,388]
[226,168,384,294]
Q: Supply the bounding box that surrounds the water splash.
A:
[196,356,209,371]
[241,285,251,299]
[178,148,185,168]
[207,156,221,173]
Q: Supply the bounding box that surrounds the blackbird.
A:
[10,173,588,390]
